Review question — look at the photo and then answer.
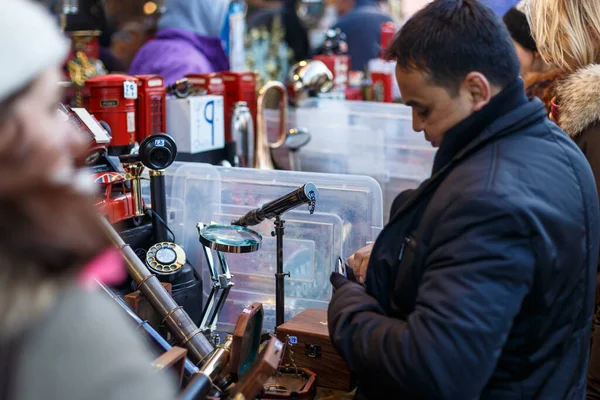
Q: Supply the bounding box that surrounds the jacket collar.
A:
[432,78,528,173]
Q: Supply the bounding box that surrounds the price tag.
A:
[127,112,135,132]
[123,81,138,99]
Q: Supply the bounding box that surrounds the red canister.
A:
[371,72,394,103]
[85,74,140,148]
[134,75,166,143]
[185,73,226,96]
[380,22,396,58]
[313,54,351,93]
[221,72,257,144]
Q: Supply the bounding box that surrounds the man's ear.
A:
[462,72,493,112]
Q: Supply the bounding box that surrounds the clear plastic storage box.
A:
[267,99,436,221]
[143,162,383,331]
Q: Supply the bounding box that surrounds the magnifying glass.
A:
[198,224,263,254]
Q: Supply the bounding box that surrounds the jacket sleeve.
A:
[328,193,535,399]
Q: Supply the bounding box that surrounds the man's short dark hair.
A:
[385,0,520,95]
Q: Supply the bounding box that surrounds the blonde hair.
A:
[524,0,600,72]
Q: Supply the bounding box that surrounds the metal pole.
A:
[274,216,288,327]
[149,169,169,243]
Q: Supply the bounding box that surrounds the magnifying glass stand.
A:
[199,241,234,345]
[197,223,263,345]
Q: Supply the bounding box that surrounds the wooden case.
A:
[276,309,355,391]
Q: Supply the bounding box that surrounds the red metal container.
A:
[134,75,167,143]
[371,72,394,103]
[380,22,396,58]
[221,72,257,144]
[85,74,140,147]
[185,73,226,96]
[312,54,350,93]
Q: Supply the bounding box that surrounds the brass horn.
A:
[254,81,288,170]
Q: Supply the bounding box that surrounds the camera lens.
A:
[138,133,178,170]
[148,146,172,169]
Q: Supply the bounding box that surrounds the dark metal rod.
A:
[100,217,214,365]
[275,216,287,327]
[179,337,233,400]
[178,373,212,400]
[97,282,200,379]
[150,170,169,243]
[231,183,318,227]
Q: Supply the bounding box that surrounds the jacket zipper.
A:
[398,236,413,261]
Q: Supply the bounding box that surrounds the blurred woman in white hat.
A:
[0,1,177,398]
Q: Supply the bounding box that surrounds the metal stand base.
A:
[199,225,234,343]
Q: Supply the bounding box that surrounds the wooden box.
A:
[276,309,355,391]
[124,282,172,330]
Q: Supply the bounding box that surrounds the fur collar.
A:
[557,64,600,137]
[522,68,564,113]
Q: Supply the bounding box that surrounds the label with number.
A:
[127,112,135,133]
[123,81,138,99]
[288,336,298,345]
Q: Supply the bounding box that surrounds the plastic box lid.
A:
[142,162,384,332]
[266,98,436,222]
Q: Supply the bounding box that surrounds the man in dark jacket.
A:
[327,1,600,399]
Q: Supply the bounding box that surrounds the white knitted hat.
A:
[0,0,69,102]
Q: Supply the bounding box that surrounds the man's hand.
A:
[347,243,374,284]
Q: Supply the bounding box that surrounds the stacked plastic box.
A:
[142,162,383,331]
[266,99,436,222]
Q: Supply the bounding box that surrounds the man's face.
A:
[395,66,483,148]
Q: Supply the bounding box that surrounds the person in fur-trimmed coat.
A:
[558,64,600,400]
[554,66,600,201]
[525,0,600,397]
